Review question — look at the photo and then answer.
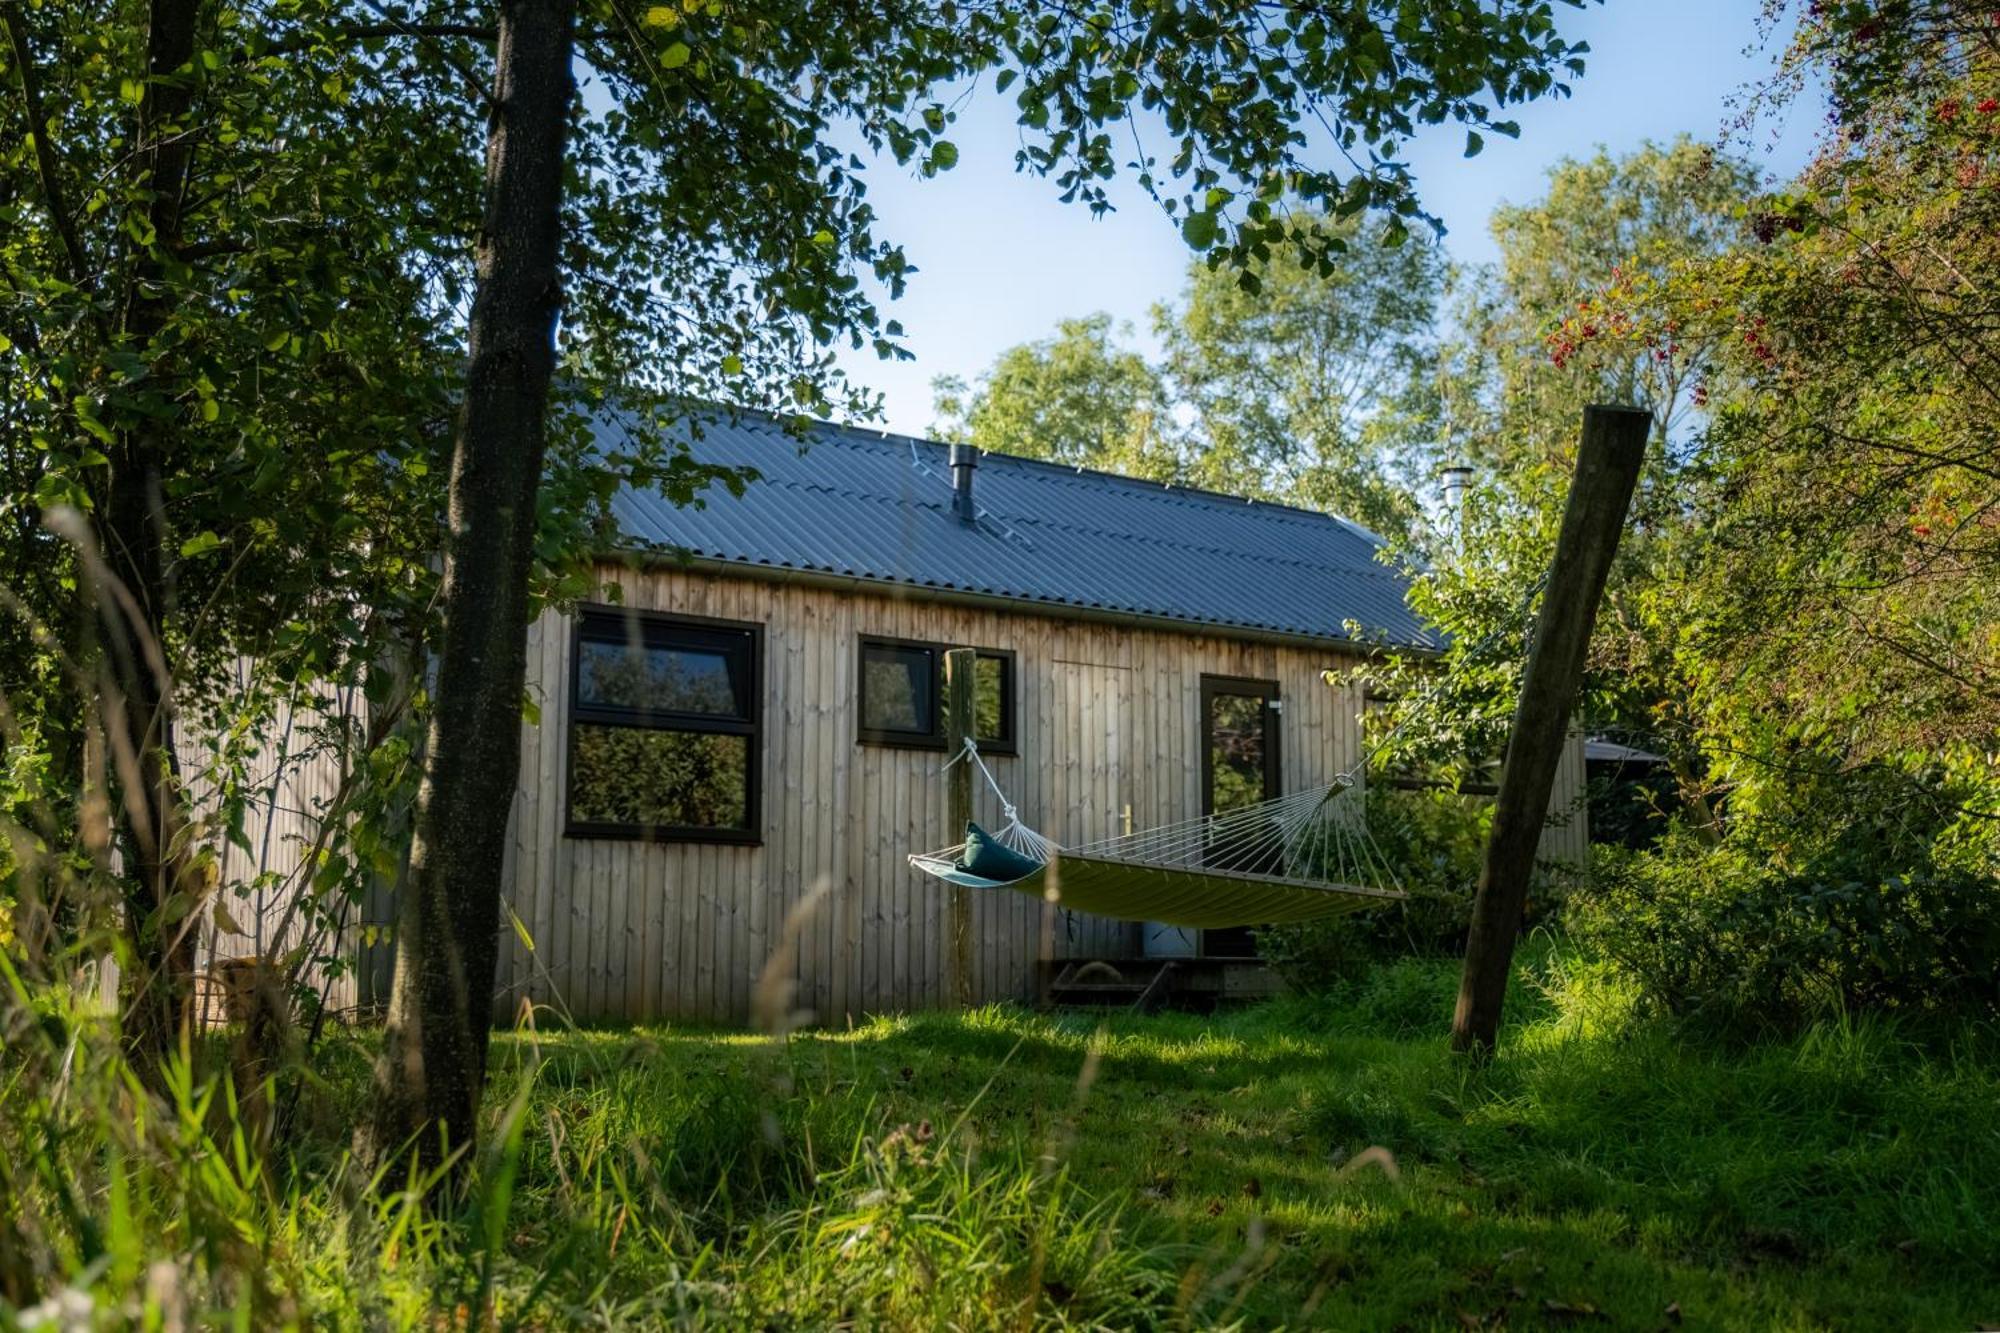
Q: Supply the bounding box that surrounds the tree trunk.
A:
[1668,753,1724,847]
[1451,405,1650,1055]
[105,0,204,1073]
[369,0,576,1178]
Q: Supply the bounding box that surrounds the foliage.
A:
[974,0,1595,269]
[1569,745,2000,1032]
[1158,214,1444,539]
[1259,786,1489,989]
[1469,5,2000,889]
[1254,783,1595,995]
[1350,139,1762,795]
[1643,5,2000,773]
[931,314,1179,477]
[1572,831,2000,1034]
[0,1,472,1028]
[7,951,2000,1328]
[935,213,1447,542]
[1481,137,1756,464]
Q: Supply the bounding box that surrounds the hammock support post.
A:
[1452,404,1651,1055]
[945,647,978,1007]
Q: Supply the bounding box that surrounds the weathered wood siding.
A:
[497,563,1590,1026]
[176,661,370,1018]
[1541,729,1591,869]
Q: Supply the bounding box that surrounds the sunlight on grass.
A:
[6,943,1997,1327]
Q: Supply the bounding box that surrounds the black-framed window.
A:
[567,607,761,844]
[974,649,1015,751]
[857,636,1015,753]
[859,638,938,745]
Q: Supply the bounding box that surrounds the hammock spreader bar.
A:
[909,849,1400,929]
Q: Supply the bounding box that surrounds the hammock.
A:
[908,740,1406,929]
[908,577,1551,929]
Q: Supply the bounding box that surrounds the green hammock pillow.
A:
[957,821,1044,883]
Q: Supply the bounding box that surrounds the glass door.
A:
[1199,675,1281,958]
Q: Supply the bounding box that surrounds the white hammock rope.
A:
[942,736,1058,863]
[912,573,1553,910]
[919,739,1389,897]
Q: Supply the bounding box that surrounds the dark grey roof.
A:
[604,410,1440,652]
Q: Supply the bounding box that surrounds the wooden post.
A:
[1451,405,1650,1054]
[944,647,978,1007]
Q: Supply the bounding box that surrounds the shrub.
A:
[1569,831,2000,1033]
[1259,785,1576,993]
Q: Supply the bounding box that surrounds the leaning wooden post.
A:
[944,647,978,1007]
[1451,405,1650,1054]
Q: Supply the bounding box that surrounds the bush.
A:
[1259,784,1576,993]
[1569,831,2000,1033]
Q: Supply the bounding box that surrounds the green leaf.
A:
[1181,210,1218,249]
[661,41,691,69]
[1465,130,1484,158]
[931,140,958,171]
[721,353,743,375]
[179,531,224,559]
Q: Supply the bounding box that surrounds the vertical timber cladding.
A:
[501,561,1390,1025]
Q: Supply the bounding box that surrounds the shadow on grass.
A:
[289,953,2000,1330]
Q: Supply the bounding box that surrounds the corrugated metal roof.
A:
[602,409,1442,652]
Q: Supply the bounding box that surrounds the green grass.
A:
[9,945,2000,1328]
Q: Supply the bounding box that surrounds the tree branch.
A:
[2,2,91,285]
[251,22,496,60]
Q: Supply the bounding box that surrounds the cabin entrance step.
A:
[1041,957,1284,1014]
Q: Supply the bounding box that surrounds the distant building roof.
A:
[604,409,1441,652]
[1585,738,1666,765]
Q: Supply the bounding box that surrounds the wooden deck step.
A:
[1041,957,1285,1014]
[1045,960,1182,1014]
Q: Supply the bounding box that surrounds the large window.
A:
[567,608,761,843]
[858,636,1014,753]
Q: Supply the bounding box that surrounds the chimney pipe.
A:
[1440,463,1473,541]
[949,443,979,525]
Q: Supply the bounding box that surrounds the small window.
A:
[857,637,1014,752]
[974,649,1016,753]
[859,639,939,744]
[568,608,760,843]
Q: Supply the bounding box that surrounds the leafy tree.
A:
[0,0,473,1067]
[1632,0,2000,853]
[1158,214,1444,538]
[1360,140,1760,817]
[931,314,1178,478]
[934,213,1446,541]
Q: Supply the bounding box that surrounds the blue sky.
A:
[831,0,1822,437]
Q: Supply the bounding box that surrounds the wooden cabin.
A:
[196,411,1590,1027]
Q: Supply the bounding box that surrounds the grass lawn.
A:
[284,946,2000,1329]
